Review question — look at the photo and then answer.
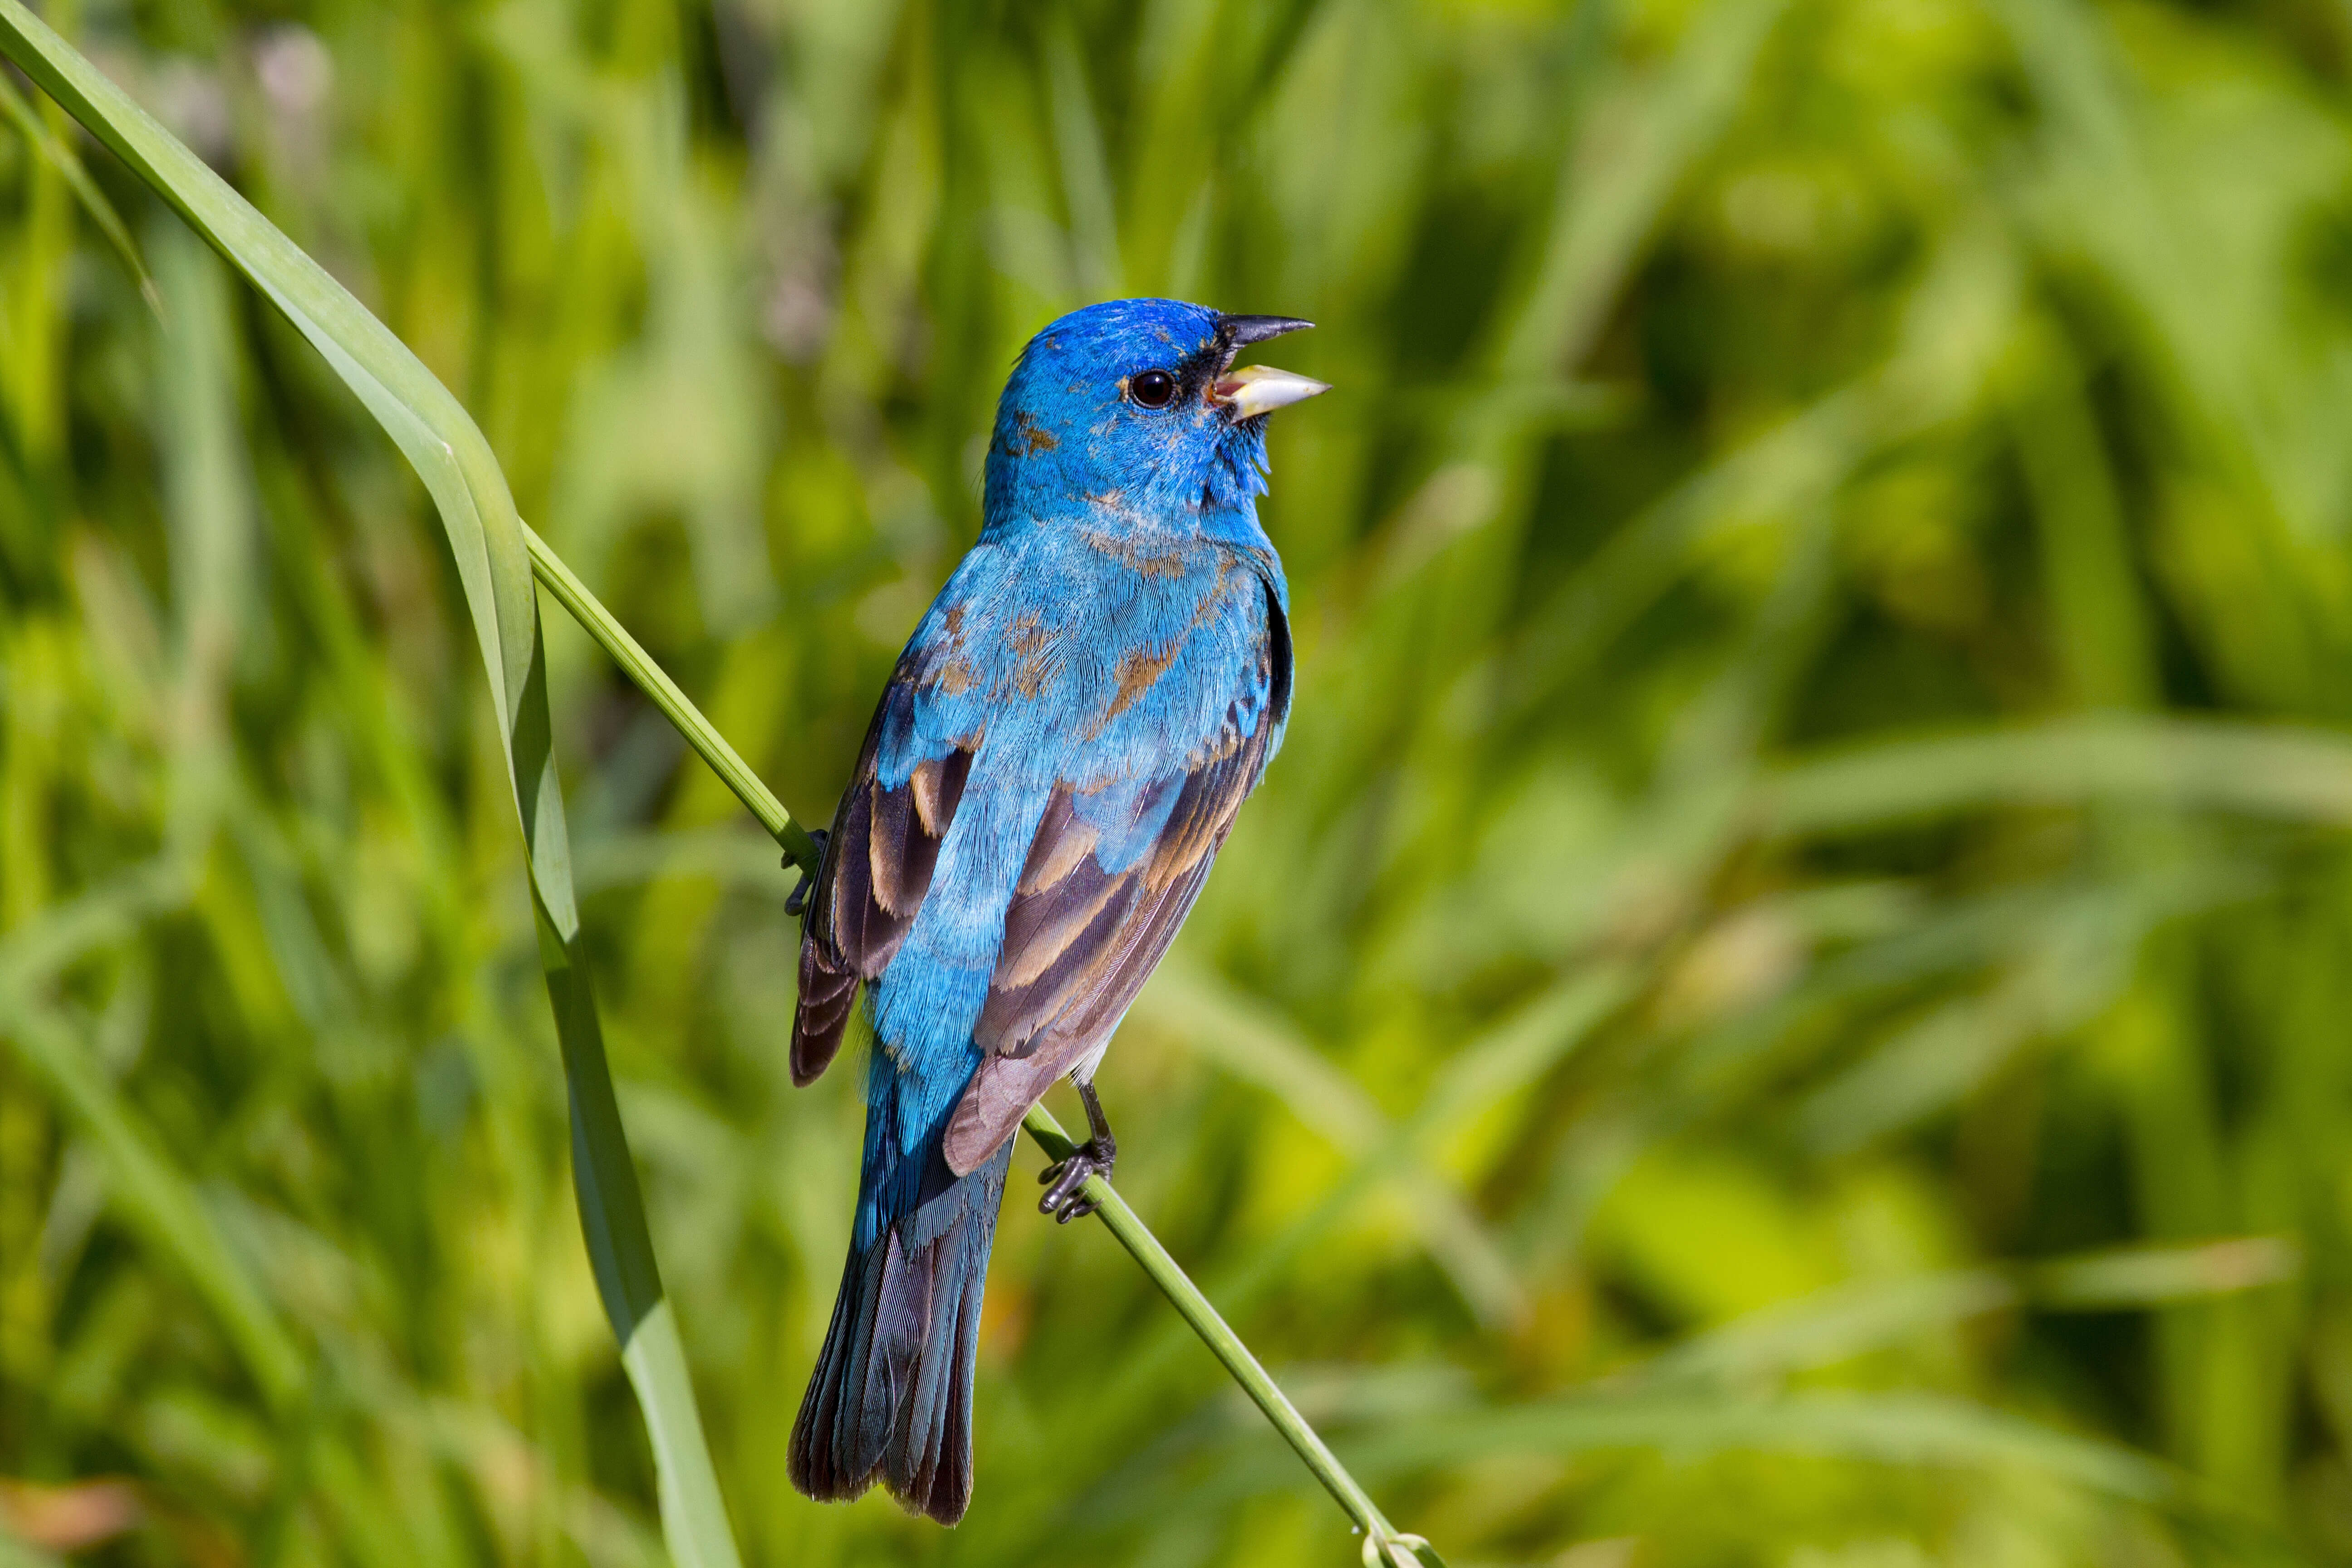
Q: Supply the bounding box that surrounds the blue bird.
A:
[785,299,1327,1523]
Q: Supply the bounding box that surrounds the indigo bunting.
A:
[785,299,1327,1523]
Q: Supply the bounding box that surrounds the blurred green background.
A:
[10,0,2352,1560]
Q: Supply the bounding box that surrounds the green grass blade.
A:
[1755,716,2352,835]
[0,864,300,1405]
[0,8,742,1564]
[2030,1237,2301,1309]
[1341,1391,2177,1503]
[5,1004,303,1408]
[1632,1270,2024,1387]
[0,71,154,314]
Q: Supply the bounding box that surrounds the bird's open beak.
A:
[1210,313,1327,419]
[1211,363,1331,419]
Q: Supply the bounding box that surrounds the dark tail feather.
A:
[789,1140,1015,1524]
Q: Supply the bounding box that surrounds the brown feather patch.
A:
[911,761,946,837]
[1103,642,1179,724]
[868,779,913,915]
[943,1055,1063,1174]
[911,749,972,838]
[996,869,1131,990]
[792,943,858,1086]
[1016,807,1099,897]
[1011,612,1055,698]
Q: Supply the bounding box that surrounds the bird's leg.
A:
[1039,1078,1117,1223]
[783,828,829,917]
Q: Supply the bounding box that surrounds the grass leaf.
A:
[0,6,742,1563]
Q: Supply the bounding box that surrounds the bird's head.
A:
[984,298,1328,534]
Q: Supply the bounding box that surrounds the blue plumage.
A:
[787,299,1326,1523]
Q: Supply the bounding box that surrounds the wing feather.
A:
[792,679,975,1086]
[941,699,1274,1174]
[1015,793,1100,896]
[994,853,1136,991]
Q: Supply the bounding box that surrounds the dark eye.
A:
[1128,369,1178,409]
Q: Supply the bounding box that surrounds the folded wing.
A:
[792,678,975,1087]
[940,674,1278,1175]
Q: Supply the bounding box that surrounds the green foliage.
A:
[4,0,2352,1562]
[0,4,740,1562]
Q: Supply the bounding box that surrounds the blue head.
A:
[983,299,1327,539]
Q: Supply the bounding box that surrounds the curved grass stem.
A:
[1018,1102,1437,1567]
[521,525,820,867]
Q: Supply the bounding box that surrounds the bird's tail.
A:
[788,1138,1016,1524]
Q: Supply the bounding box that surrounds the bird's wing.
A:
[791,674,976,1087]
[939,595,1288,1175]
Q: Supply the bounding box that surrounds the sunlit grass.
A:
[9,0,2352,1562]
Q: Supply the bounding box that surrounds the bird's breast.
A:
[910,531,1271,789]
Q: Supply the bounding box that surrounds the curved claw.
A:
[783,828,829,917]
[1038,1138,1115,1223]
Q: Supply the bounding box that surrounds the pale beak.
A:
[1211,363,1331,420]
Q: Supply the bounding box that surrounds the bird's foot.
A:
[1038,1136,1115,1223]
[783,828,829,916]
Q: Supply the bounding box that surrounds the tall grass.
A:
[8,0,2352,1563]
